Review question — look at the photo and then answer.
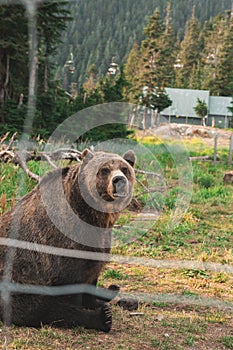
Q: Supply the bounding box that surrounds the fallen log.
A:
[189,156,212,161]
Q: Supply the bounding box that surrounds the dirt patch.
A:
[138,124,233,148]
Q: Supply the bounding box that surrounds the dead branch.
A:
[135,185,175,198]
[0,133,83,182]
[0,149,15,160]
[0,147,82,164]
[1,148,83,182]
[135,169,162,178]
[189,156,211,161]
[14,152,40,182]
[7,132,18,150]
[41,153,58,169]
[0,132,10,144]
[135,178,162,210]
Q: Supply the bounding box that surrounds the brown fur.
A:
[0,150,136,332]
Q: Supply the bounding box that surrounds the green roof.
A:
[209,96,232,116]
[163,88,210,118]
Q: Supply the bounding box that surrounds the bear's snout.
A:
[112,175,127,198]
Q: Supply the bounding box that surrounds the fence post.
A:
[213,134,218,165]
[229,135,233,166]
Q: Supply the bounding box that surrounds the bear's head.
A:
[77,149,136,213]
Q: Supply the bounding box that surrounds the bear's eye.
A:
[100,167,110,176]
[121,167,129,176]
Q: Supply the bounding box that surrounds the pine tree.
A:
[159,2,177,87]
[198,18,215,91]
[175,8,202,88]
[193,98,208,126]
[98,66,128,102]
[189,61,202,90]
[200,13,228,94]
[124,41,141,102]
[214,10,233,96]
[136,8,173,112]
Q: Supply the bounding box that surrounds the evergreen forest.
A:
[0,0,233,139]
[59,0,232,85]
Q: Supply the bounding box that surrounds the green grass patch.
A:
[102,268,126,280]
[220,336,233,349]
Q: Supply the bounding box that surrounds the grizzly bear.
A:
[0,149,136,332]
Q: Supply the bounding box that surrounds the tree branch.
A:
[135,169,162,178]
[15,152,41,182]
[0,133,83,182]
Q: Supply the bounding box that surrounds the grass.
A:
[0,135,233,349]
[220,336,233,349]
[1,306,232,349]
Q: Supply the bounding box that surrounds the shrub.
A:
[198,174,214,189]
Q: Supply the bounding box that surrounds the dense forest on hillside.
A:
[124,5,233,104]
[1,0,233,138]
[57,0,232,85]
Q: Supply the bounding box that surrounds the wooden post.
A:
[211,116,215,128]
[213,134,218,165]
[225,115,227,129]
[142,107,147,130]
[229,135,233,166]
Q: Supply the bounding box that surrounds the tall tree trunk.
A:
[4,55,10,100]
[44,52,48,93]
[0,54,11,107]
[25,1,38,135]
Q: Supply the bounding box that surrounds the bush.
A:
[197,174,214,189]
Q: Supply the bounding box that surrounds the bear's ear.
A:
[123,150,136,167]
[81,149,94,163]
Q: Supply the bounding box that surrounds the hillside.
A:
[56,0,232,86]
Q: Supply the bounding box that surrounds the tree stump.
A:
[223,171,233,184]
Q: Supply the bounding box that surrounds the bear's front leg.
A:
[6,295,112,332]
[42,298,112,332]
